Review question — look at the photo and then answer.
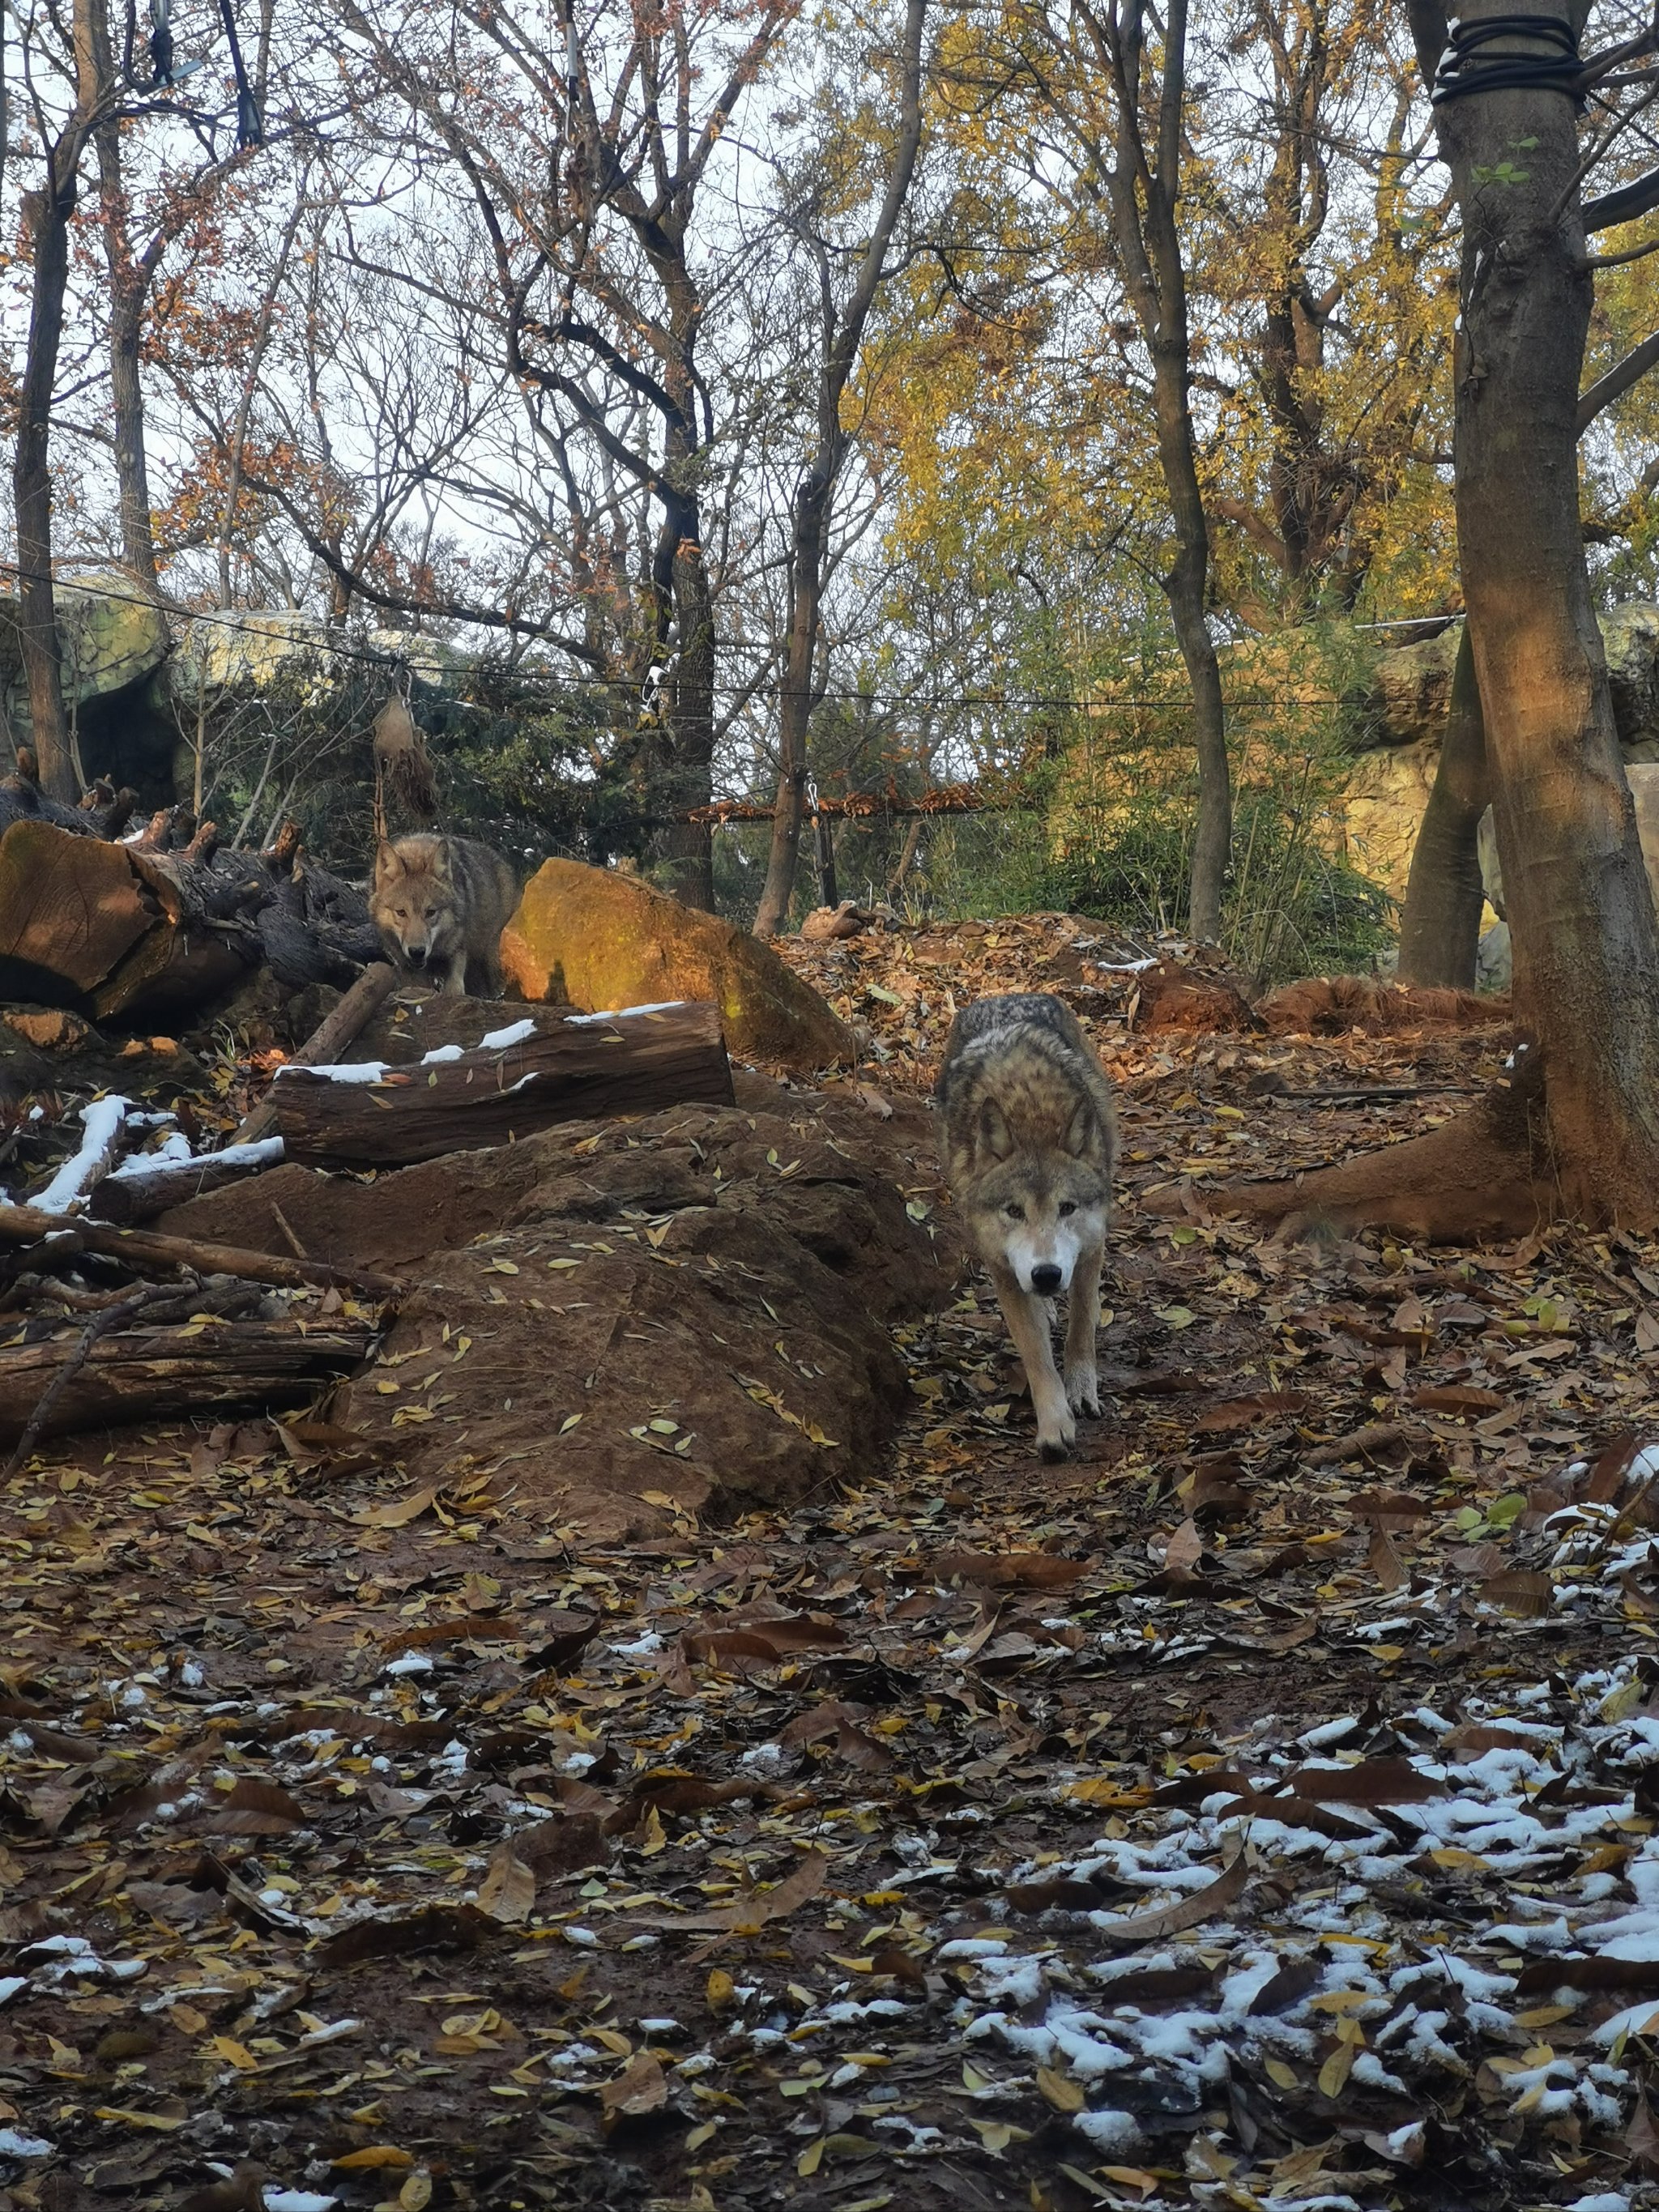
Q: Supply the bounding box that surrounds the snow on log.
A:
[271,1000,736,1168]
[29,1094,133,1214]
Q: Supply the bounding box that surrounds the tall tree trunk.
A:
[752,0,928,939]
[12,181,75,796]
[756,482,827,937]
[13,0,106,798]
[96,120,159,589]
[1397,622,1489,986]
[1091,0,1231,942]
[656,525,716,910]
[1422,0,1659,1217]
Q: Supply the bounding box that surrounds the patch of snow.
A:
[562,1002,685,1025]
[278,1060,390,1085]
[1072,2108,1143,2152]
[34,1093,130,1213]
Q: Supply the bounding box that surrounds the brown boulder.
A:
[501,859,853,1069]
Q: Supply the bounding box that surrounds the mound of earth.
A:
[161,1077,960,1539]
[502,858,854,1068]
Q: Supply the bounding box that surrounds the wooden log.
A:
[0,820,159,1004]
[0,1202,405,1298]
[272,1001,736,1168]
[232,961,401,1148]
[88,1138,287,1227]
[0,1315,374,1446]
[0,811,383,1026]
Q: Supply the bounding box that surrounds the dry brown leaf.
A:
[1478,1568,1555,1617]
[1195,1389,1307,1433]
[477,1843,536,1924]
[1285,1757,1444,1805]
[352,1483,443,1530]
[1093,1849,1250,1946]
[1037,2065,1085,2113]
[1367,1524,1406,1592]
[209,1777,307,1835]
[1162,1516,1205,1583]
[1410,1384,1507,1417]
[601,2051,667,2119]
[932,1549,1093,1591]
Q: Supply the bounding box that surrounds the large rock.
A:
[502,859,854,1068]
[1340,737,1441,901]
[1479,761,1659,923]
[1365,623,1460,749]
[0,569,169,714]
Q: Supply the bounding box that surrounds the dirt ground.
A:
[6,919,1659,2212]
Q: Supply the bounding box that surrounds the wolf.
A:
[936,993,1119,1461]
[369,833,519,997]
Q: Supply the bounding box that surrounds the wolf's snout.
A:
[407,944,428,966]
[1030,1262,1064,1295]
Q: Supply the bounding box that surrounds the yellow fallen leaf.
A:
[207,2036,258,2070]
[1264,2056,1299,2090]
[334,2146,414,2171]
[1318,2043,1356,2098]
[797,2139,825,2177]
[706,1968,736,2014]
[94,2109,185,2131]
[399,2176,433,2212]
[1037,2065,1085,2114]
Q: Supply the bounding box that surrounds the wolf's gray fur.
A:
[370,833,519,997]
[937,992,1118,1460]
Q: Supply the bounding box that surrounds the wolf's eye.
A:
[1003,1203,1025,1221]
[1058,1201,1077,1218]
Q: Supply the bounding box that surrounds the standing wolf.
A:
[937,993,1118,1461]
[369,834,519,997]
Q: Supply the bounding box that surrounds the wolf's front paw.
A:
[1036,1407,1077,1462]
[1064,1361,1100,1419]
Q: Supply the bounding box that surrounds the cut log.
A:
[232,960,400,1149]
[272,1001,736,1168]
[0,820,159,1006]
[89,1138,287,1227]
[0,1201,404,1298]
[0,1315,374,1445]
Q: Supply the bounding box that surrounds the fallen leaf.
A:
[1037,2065,1085,2113]
[477,1844,536,1924]
[931,1550,1093,1591]
[601,2050,667,2120]
[1091,1848,1250,1946]
[1195,1389,1307,1431]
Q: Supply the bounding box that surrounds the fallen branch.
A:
[0,1202,405,1300]
[28,1094,134,1215]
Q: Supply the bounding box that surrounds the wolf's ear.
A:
[374,840,402,881]
[978,1099,1013,1161]
[1064,1099,1096,1158]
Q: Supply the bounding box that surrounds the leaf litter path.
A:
[7,931,1659,2212]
